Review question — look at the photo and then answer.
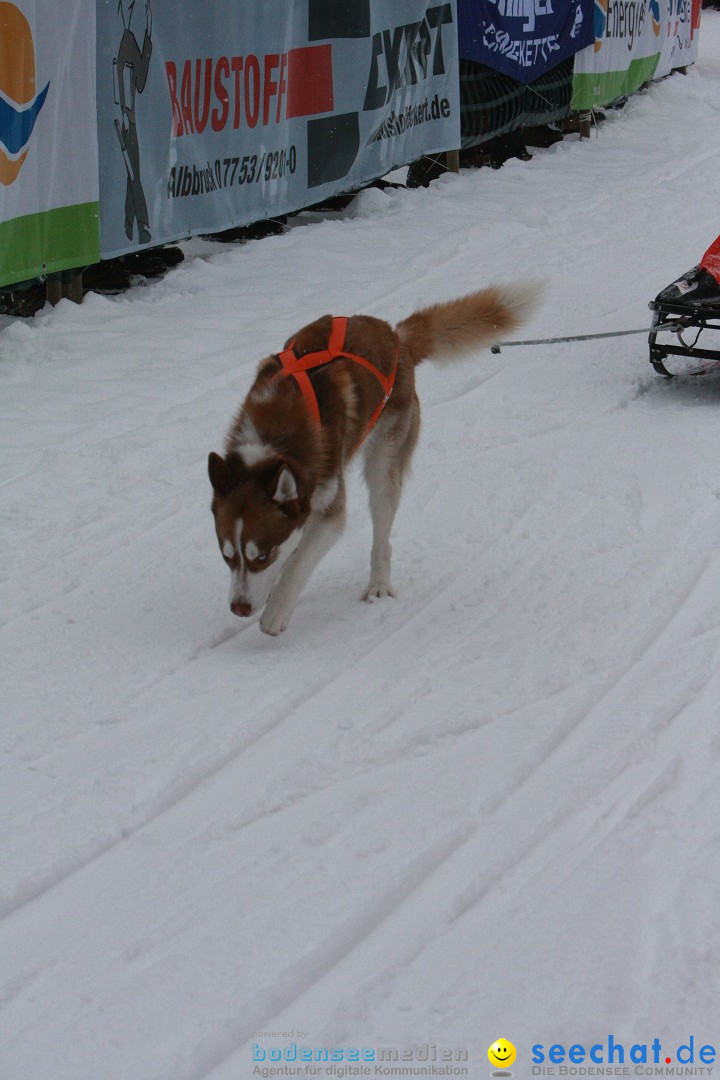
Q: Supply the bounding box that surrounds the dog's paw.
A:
[261,577,300,635]
[260,594,294,636]
[259,608,290,635]
[259,613,288,635]
[362,579,397,602]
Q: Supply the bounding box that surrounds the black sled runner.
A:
[649,235,720,377]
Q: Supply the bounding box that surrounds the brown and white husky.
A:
[208,284,539,635]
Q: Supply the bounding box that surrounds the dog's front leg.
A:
[260,504,346,635]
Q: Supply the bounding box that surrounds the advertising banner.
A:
[571,0,699,108]
[97,0,461,259]
[457,0,595,84]
[0,0,99,288]
[654,0,700,79]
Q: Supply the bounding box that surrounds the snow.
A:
[3,18,720,1079]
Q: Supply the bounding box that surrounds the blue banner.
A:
[457,0,594,83]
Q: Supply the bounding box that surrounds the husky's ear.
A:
[270,459,310,517]
[272,465,298,507]
[208,451,231,495]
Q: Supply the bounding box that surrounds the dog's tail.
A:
[395,282,542,365]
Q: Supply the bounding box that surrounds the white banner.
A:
[96,1,460,259]
[655,0,700,79]
[0,0,97,219]
[572,0,701,108]
[0,0,99,285]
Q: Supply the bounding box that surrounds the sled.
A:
[648,235,720,377]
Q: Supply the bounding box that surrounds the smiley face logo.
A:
[488,1039,517,1071]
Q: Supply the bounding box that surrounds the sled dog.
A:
[208,284,539,635]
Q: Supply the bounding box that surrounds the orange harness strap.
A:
[275,316,397,441]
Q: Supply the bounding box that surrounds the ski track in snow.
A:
[3,18,720,1080]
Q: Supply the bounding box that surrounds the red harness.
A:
[275,316,397,443]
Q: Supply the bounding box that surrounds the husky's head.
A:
[208,451,310,616]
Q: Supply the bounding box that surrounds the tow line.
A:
[490,321,683,354]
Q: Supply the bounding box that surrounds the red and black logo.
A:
[307,0,453,187]
[164,1,454,190]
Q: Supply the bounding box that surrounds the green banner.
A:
[572,52,660,110]
[0,203,99,288]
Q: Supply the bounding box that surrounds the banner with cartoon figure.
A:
[571,0,699,108]
[457,0,595,84]
[96,0,460,259]
[0,0,99,288]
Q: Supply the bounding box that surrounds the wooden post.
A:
[562,113,592,139]
[63,272,83,304]
[446,149,460,174]
[46,270,84,306]
[46,276,62,305]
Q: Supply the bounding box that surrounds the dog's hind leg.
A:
[363,395,420,602]
[260,481,347,636]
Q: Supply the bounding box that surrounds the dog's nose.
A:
[230,597,253,617]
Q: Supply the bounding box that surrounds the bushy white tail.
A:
[395,282,543,365]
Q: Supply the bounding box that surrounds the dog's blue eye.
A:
[246,540,269,564]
